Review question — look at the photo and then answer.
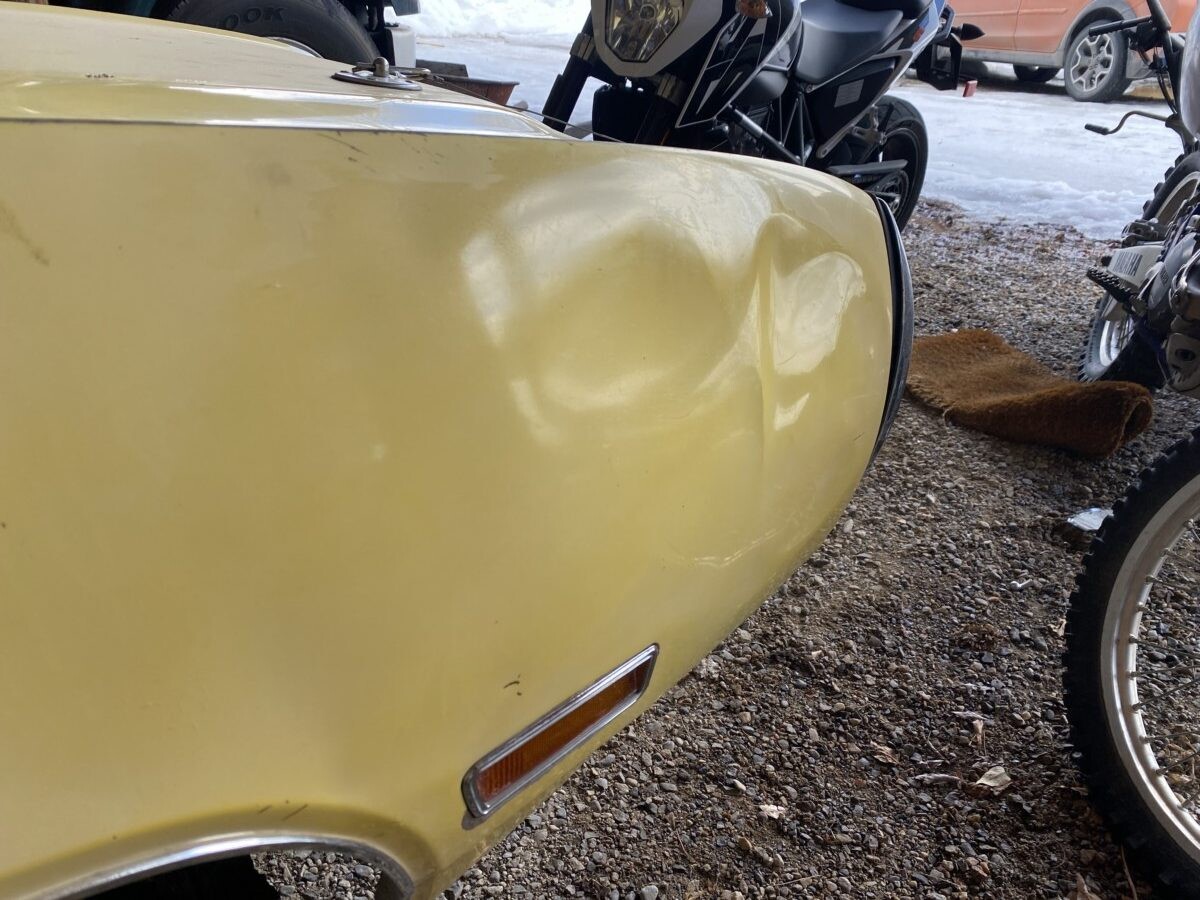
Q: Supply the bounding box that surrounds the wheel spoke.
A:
[1133,671,1200,709]
[1136,658,1200,680]
[1131,637,1200,664]
[1175,776,1200,810]
[1075,444,1200,860]
[1164,545,1198,566]
[1158,747,1200,775]
[1146,729,1200,747]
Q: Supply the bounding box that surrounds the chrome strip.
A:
[38,833,414,900]
[462,644,659,821]
[869,197,913,465]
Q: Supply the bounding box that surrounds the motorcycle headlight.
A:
[606,0,686,62]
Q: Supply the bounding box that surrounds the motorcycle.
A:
[1078,0,1200,392]
[541,0,981,229]
[1065,15,1200,884]
[1065,424,1200,895]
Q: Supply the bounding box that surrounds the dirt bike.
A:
[1065,425,1200,895]
[1078,0,1200,392]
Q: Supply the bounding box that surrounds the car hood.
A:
[0,4,555,138]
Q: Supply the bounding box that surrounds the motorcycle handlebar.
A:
[1088,18,1129,34]
[1146,0,1174,33]
[1088,0,1171,38]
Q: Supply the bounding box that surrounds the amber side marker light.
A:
[463,645,659,819]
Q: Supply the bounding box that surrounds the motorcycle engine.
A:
[1157,216,1200,394]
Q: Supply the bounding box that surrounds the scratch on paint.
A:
[0,202,49,266]
[257,805,273,814]
[503,678,521,690]
[281,803,309,821]
[319,132,367,156]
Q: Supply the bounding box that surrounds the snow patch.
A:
[412,11,1180,238]
[408,0,589,39]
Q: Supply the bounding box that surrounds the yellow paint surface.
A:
[0,6,895,897]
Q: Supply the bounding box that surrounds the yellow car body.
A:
[0,7,908,898]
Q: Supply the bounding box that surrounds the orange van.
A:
[955,0,1196,99]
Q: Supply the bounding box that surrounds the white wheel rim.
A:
[1098,304,1135,367]
[1102,472,1200,865]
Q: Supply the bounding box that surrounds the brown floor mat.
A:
[906,329,1153,457]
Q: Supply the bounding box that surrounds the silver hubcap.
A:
[1098,304,1135,367]
[1070,31,1116,93]
[1102,473,1200,866]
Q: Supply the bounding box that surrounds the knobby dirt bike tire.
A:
[1065,429,1200,897]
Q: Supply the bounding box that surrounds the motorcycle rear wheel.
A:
[1079,294,1164,387]
[856,95,927,231]
[1065,430,1200,897]
[1076,152,1200,387]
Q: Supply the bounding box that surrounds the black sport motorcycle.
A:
[541,0,981,229]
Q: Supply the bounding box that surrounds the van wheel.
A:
[1065,19,1132,102]
[166,0,378,64]
[1013,64,1059,83]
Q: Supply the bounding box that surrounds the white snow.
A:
[407,0,588,40]
[410,5,1181,237]
[900,79,1179,238]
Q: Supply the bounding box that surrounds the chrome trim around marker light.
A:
[462,644,659,821]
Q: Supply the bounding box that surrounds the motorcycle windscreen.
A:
[1180,5,1200,136]
[676,0,801,128]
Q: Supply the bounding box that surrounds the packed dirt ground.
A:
[264,201,1195,899]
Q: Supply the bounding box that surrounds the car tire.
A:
[1013,64,1059,83]
[1064,20,1132,102]
[166,0,378,64]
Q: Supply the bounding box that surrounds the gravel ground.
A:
[261,200,1197,899]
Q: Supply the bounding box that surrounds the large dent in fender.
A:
[0,121,893,900]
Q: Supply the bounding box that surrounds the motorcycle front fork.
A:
[543,23,595,133]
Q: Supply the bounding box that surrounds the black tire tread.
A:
[1145,152,1196,219]
[166,0,377,63]
[1013,64,1059,83]
[1065,430,1200,896]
